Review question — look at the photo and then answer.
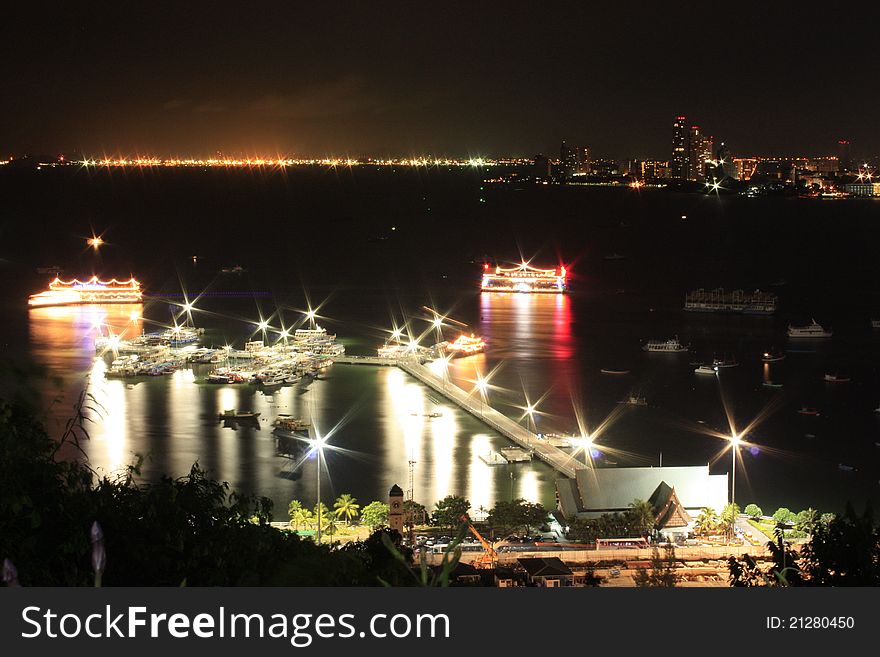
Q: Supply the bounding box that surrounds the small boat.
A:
[871,319,880,329]
[642,336,689,353]
[838,463,856,472]
[600,368,631,375]
[604,253,626,260]
[712,357,739,368]
[787,319,832,339]
[804,433,816,439]
[218,410,260,420]
[220,265,246,274]
[695,364,718,375]
[874,405,880,413]
[797,407,820,416]
[761,350,785,363]
[618,394,647,406]
[823,374,851,383]
[762,381,783,388]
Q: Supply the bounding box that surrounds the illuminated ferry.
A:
[444,333,486,355]
[480,262,567,293]
[28,276,142,307]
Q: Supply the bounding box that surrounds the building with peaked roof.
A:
[516,557,575,587]
[648,481,692,540]
[556,465,728,522]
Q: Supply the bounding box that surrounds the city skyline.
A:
[1,2,876,157]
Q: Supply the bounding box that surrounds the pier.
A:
[332,356,579,478]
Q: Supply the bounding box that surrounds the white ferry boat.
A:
[787,319,832,339]
[480,262,567,293]
[695,364,719,374]
[642,336,689,353]
[28,276,143,307]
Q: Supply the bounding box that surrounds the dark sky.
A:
[2,2,877,158]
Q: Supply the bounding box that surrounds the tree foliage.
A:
[0,397,412,586]
[634,545,679,587]
[772,507,796,524]
[729,504,880,587]
[361,501,389,529]
[744,503,762,519]
[432,495,470,528]
[567,498,656,543]
[486,499,547,536]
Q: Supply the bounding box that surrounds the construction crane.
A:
[460,514,498,569]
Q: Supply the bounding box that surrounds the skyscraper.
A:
[560,140,590,176]
[671,116,688,180]
[688,125,712,182]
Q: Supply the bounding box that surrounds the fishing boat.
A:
[218,410,260,420]
[872,319,880,329]
[618,394,647,406]
[762,381,783,388]
[642,336,689,353]
[600,368,631,375]
[787,319,832,339]
[761,349,785,363]
[695,364,719,375]
[712,356,739,368]
[823,373,851,383]
[797,407,820,416]
[838,463,856,472]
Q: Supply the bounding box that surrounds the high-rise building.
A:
[837,140,853,172]
[688,125,712,181]
[560,140,591,175]
[671,116,688,180]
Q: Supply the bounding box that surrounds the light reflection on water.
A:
[26,298,564,513]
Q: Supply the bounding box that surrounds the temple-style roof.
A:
[648,481,692,529]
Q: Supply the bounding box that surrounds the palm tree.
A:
[333,494,360,525]
[288,500,303,529]
[296,508,314,531]
[314,503,331,531]
[325,516,340,543]
[695,507,719,536]
[719,503,741,541]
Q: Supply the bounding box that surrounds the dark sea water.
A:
[2,166,880,517]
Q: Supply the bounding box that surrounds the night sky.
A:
[2,2,877,158]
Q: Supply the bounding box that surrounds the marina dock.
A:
[333,356,579,478]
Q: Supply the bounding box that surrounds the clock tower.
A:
[388,484,404,534]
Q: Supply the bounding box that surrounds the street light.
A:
[311,431,327,545]
[729,433,742,506]
[575,434,594,466]
[474,377,489,415]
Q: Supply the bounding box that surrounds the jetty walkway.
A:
[333,355,579,478]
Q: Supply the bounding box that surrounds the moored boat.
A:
[642,336,689,353]
[218,409,260,420]
[761,349,785,363]
[695,364,718,375]
[787,319,832,339]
